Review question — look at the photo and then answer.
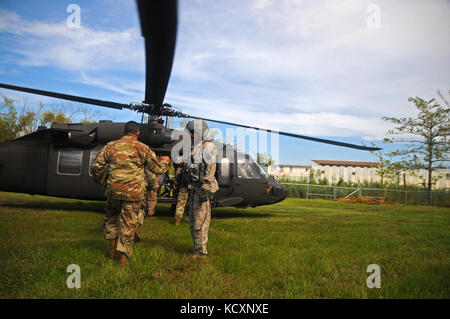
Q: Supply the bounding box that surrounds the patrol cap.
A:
[186,119,208,133]
[124,121,140,134]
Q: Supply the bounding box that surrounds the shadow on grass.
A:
[141,235,192,256]
[0,201,106,213]
[212,210,274,219]
[0,200,274,218]
[154,206,273,219]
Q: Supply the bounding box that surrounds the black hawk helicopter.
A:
[0,0,379,210]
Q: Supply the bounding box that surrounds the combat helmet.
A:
[186,119,208,134]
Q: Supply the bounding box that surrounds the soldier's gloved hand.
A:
[160,156,170,163]
[199,188,210,202]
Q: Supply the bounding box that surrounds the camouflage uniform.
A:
[144,170,160,217]
[136,158,168,243]
[186,140,219,256]
[91,134,168,258]
[174,166,188,222]
[175,188,188,221]
[147,188,159,216]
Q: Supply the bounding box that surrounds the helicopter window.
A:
[57,149,83,176]
[251,157,268,178]
[217,157,231,186]
[237,159,260,179]
[220,158,230,178]
[89,149,101,176]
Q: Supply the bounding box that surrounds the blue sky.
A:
[0,0,449,165]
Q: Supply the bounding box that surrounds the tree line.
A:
[0,95,100,142]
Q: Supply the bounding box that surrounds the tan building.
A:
[267,164,311,179]
[269,160,450,189]
[311,159,379,185]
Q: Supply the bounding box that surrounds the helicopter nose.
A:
[278,183,288,201]
[267,180,288,203]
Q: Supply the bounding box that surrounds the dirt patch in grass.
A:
[336,197,395,205]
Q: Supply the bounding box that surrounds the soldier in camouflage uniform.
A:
[185,120,219,258]
[91,121,169,266]
[174,164,188,225]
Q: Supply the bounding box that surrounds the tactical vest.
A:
[183,161,206,185]
[183,140,210,186]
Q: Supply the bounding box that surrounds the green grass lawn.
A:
[0,191,448,299]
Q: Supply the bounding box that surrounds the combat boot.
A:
[118,252,128,267]
[108,238,117,259]
[190,252,208,259]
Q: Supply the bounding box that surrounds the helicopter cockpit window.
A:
[57,149,83,176]
[251,157,268,178]
[237,156,260,179]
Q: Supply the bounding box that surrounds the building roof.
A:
[269,164,311,168]
[311,159,378,168]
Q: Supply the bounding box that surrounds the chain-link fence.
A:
[281,183,450,206]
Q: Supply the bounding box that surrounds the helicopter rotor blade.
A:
[0,82,381,151]
[185,115,381,151]
[136,0,178,111]
[0,83,130,110]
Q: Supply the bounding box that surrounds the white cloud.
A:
[77,72,144,98]
[0,8,144,72]
[166,91,391,139]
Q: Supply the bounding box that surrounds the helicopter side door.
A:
[213,157,233,203]
[24,137,50,195]
[232,153,268,207]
